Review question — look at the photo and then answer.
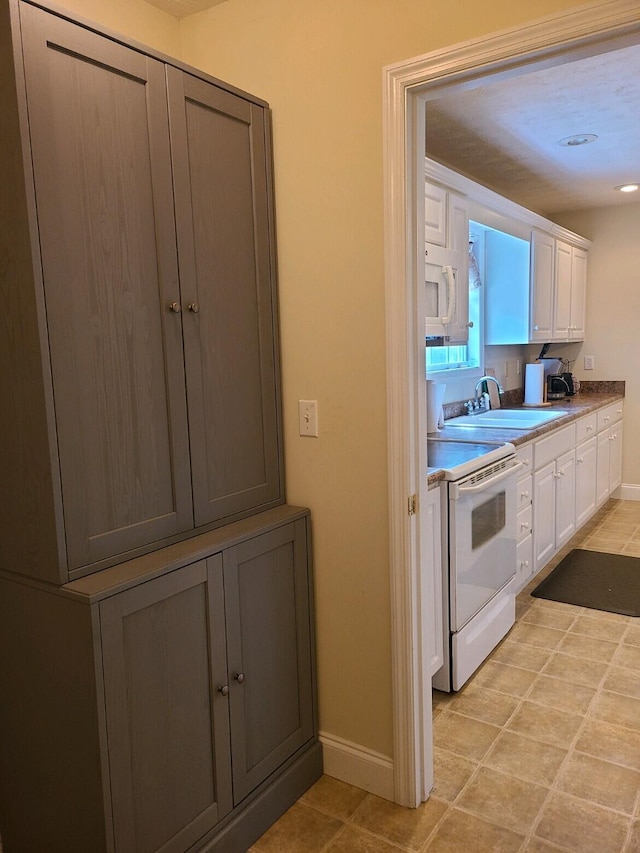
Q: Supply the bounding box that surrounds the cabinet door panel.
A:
[223,520,313,802]
[100,558,232,852]
[20,7,193,570]
[534,462,556,573]
[555,450,576,549]
[167,68,282,527]
[554,240,572,339]
[530,230,554,342]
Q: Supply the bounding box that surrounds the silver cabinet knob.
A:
[188,302,200,313]
[169,301,181,314]
[234,672,245,684]
[218,685,229,696]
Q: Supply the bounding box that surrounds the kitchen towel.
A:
[524,362,544,406]
[426,381,446,433]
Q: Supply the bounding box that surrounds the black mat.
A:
[531,549,640,617]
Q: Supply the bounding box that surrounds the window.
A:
[425,240,482,377]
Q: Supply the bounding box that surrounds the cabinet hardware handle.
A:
[521,560,529,569]
[586,425,593,431]
[467,321,474,328]
[169,301,182,313]
[218,685,229,696]
[520,491,529,499]
[577,457,583,463]
[521,522,530,530]
[188,302,200,313]
[234,672,245,684]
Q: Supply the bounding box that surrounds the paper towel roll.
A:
[524,363,544,406]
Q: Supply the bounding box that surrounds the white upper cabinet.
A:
[531,233,587,343]
[425,183,469,343]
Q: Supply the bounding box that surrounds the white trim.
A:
[383,0,640,809]
[618,484,640,501]
[319,732,394,802]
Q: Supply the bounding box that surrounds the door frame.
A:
[382,0,640,807]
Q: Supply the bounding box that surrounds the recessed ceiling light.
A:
[558,134,598,147]
[615,183,640,193]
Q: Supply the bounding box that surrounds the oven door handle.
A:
[451,460,524,498]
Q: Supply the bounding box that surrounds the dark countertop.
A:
[427,391,624,486]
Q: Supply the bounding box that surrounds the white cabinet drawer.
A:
[517,534,533,585]
[535,424,576,470]
[597,401,624,432]
[517,504,533,544]
[517,475,533,512]
[575,414,597,444]
[516,443,534,474]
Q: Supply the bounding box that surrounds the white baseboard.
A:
[319,731,394,802]
[618,484,640,501]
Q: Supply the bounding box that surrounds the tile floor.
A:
[251,498,640,852]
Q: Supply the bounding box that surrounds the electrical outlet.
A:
[584,355,595,371]
[298,400,318,436]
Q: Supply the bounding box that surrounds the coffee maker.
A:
[546,374,573,400]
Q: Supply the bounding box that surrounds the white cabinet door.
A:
[446,193,470,343]
[570,246,587,339]
[596,428,611,507]
[424,488,443,677]
[575,436,597,529]
[534,461,556,573]
[425,183,447,246]
[555,449,576,549]
[610,423,624,494]
[553,239,573,339]
[530,230,555,342]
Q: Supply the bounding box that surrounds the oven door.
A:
[449,458,521,632]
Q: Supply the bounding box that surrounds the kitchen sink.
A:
[445,408,570,430]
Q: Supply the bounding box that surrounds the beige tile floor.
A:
[251,498,640,852]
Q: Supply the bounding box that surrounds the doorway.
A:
[382,0,640,808]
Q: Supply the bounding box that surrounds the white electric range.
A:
[428,438,523,691]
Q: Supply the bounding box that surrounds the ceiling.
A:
[142,0,226,18]
[425,42,640,216]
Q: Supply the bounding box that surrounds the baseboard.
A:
[618,484,640,501]
[319,731,394,802]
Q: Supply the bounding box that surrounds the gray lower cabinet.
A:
[0,507,321,853]
[0,0,283,585]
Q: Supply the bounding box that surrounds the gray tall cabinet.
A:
[0,1,321,850]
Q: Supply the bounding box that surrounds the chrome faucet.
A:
[475,375,504,402]
[462,375,505,414]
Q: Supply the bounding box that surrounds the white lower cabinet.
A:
[533,425,577,576]
[425,486,444,676]
[533,450,575,575]
[515,443,534,589]
[596,402,624,506]
[575,435,598,528]
[524,402,624,589]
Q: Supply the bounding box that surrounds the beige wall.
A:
[48,0,596,763]
[555,203,640,488]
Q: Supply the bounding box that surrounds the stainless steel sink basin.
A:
[445,408,569,430]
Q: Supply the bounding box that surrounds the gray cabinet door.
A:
[100,558,232,852]
[223,519,314,802]
[20,6,194,571]
[167,67,283,528]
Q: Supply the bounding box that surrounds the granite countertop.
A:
[427,390,624,486]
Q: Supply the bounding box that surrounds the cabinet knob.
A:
[169,301,182,314]
[188,302,200,313]
[587,425,593,431]
[218,685,229,696]
[520,491,529,499]
[234,672,245,684]
[521,521,530,531]
[521,560,529,569]
[534,325,539,331]
[467,321,474,328]
[577,457,583,464]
